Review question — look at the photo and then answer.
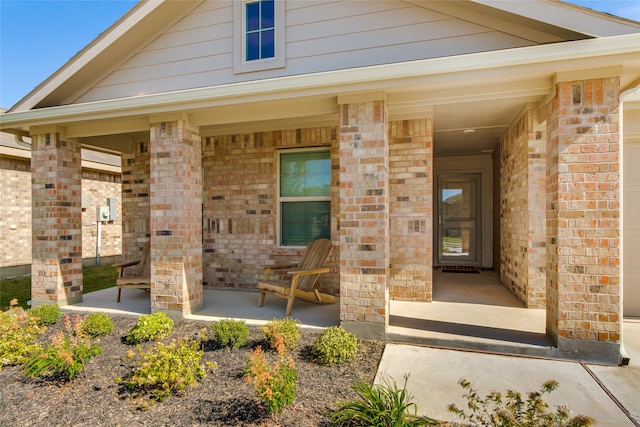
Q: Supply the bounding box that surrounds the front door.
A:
[437,174,481,266]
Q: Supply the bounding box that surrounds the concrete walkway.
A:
[62,276,640,426]
[377,319,640,426]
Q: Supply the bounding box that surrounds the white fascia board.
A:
[1,33,639,133]
[474,0,640,37]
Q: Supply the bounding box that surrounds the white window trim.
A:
[277,147,331,248]
[233,0,286,74]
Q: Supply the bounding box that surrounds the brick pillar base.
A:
[546,75,621,364]
[31,130,83,306]
[338,94,389,340]
[150,119,203,318]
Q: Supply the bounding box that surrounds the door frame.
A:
[437,173,482,266]
[434,155,493,268]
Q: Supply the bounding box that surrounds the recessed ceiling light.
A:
[463,129,476,134]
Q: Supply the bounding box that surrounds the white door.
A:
[624,140,640,317]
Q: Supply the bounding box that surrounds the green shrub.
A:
[125,312,174,344]
[210,319,249,349]
[245,336,297,415]
[329,375,435,426]
[448,378,596,427]
[22,314,102,380]
[80,312,114,338]
[312,326,358,365]
[120,338,210,402]
[0,299,46,370]
[259,318,300,352]
[29,303,61,326]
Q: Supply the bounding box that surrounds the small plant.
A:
[0,299,46,370]
[29,303,61,326]
[210,319,250,349]
[447,378,596,427]
[80,312,114,338]
[120,338,210,402]
[125,312,174,344]
[22,314,102,380]
[329,375,435,426]
[245,335,297,415]
[312,326,358,365]
[259,317,300,352]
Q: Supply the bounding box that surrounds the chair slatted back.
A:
[296,238,333,291]
[138,243,151,278]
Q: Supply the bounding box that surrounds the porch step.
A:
[387,322,555,360]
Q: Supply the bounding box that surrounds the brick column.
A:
[546,74,621,363]
[338,93,389,340]
[149,118,203,317]
[389,118,433,302]
[500,108,546,308]
[121,141,150,260]
[30,129,83,305]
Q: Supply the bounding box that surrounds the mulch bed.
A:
[0,314,386,426]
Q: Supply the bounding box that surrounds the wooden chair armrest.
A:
[260,263,298,281]
[114,260,141,269]
[260,264,297,271]
[288,267,330,276]
[114,260,141,277]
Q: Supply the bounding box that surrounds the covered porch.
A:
[2,34,638,365]
[61,269,554,359]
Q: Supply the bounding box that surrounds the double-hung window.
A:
[279,149,331,247]
[234,0,285,73]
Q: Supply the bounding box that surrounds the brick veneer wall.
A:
[546,77,621,352]
[388,119,433,301]
[500,110,546,308]
[1,156,122,273]
[81,171,122,259]
[0,156,32,269]
[201,127,339,293]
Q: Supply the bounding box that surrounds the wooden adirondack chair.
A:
[257,238,336,316]
[115,243,151,302]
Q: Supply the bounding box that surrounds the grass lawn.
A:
[1,265,117,310]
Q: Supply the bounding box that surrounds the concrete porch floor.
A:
[62,286,340,330]
[64,269,548,350]
[63,269,625,361]
[388,269,551,357]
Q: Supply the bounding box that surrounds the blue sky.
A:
[1,0,639,109]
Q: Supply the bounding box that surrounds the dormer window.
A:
[246,0,274,61]
[234,0,285,73]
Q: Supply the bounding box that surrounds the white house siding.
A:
[75,0,535,103]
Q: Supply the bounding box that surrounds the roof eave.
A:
[1,34,639,134]
[473,0,640,36]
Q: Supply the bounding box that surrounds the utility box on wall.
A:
[96,206,110,222]
[107,197,117,221]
